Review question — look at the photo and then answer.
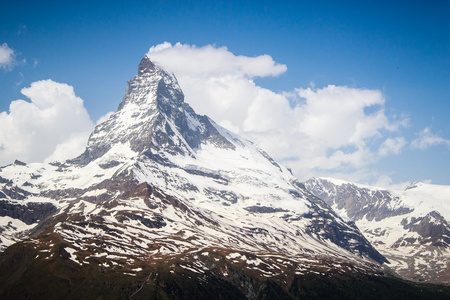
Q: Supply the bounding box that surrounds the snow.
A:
[179,264,203,274]
[226,252,241,259]
[0,216,36,231]
[242,256,263,266]
[400,182,450,220]
[318,177,389,191]
[185,110,205,132]
[64,247,83,265]
[0,216,38,249]
[82,189,108,197]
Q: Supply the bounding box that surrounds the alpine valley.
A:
[0,56,449,299]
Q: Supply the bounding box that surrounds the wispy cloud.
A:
[0,43,26,71]
[17,25,27,36]
[0,43,16,70]
[15,71,25,86]
[411,127,450,150]
[378,137,407,156]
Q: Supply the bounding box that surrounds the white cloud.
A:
[0,43,16,70]
[411,127,450,150]
[147,42,408,182]
[96,111,114,125]
[378,137,407,156]
[295,86,388,147]
[16,71,24,86]
[0,80,94,165]
[44,132,91,163]
[372,175,411,191]
[148,42,286,78]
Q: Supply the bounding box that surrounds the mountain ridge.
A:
[305,177,450,284]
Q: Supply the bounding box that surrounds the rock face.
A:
[305,177,450,284]
[0,56,448,298]
[305,178,413,222]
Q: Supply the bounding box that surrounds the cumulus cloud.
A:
[241,85,393,178]
[44,132,91,163]
[147,42,408,182]
[0,43,16,70]
[0,80,94,165]
[411,127,450,150]
[295,86,388,147]
[148,42,286,78]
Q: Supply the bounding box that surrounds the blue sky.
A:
[1,0,449,187]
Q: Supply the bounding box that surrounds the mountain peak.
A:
[71,56,231,165]
[138,55,157,75]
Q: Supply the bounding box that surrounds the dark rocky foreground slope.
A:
[1,235,450,299]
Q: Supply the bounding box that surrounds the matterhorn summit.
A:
[1,56,446,299]
[76,56,197,163]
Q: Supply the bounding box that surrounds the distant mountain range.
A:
[0,56,448,299]
[305,177,450,284]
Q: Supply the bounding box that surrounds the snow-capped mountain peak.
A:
[0,56,398,298]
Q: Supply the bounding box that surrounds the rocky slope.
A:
[0,56,447,298]
[305,177,450,284]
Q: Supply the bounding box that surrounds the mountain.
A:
[305,177,450,285]
[0,57,448,299]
